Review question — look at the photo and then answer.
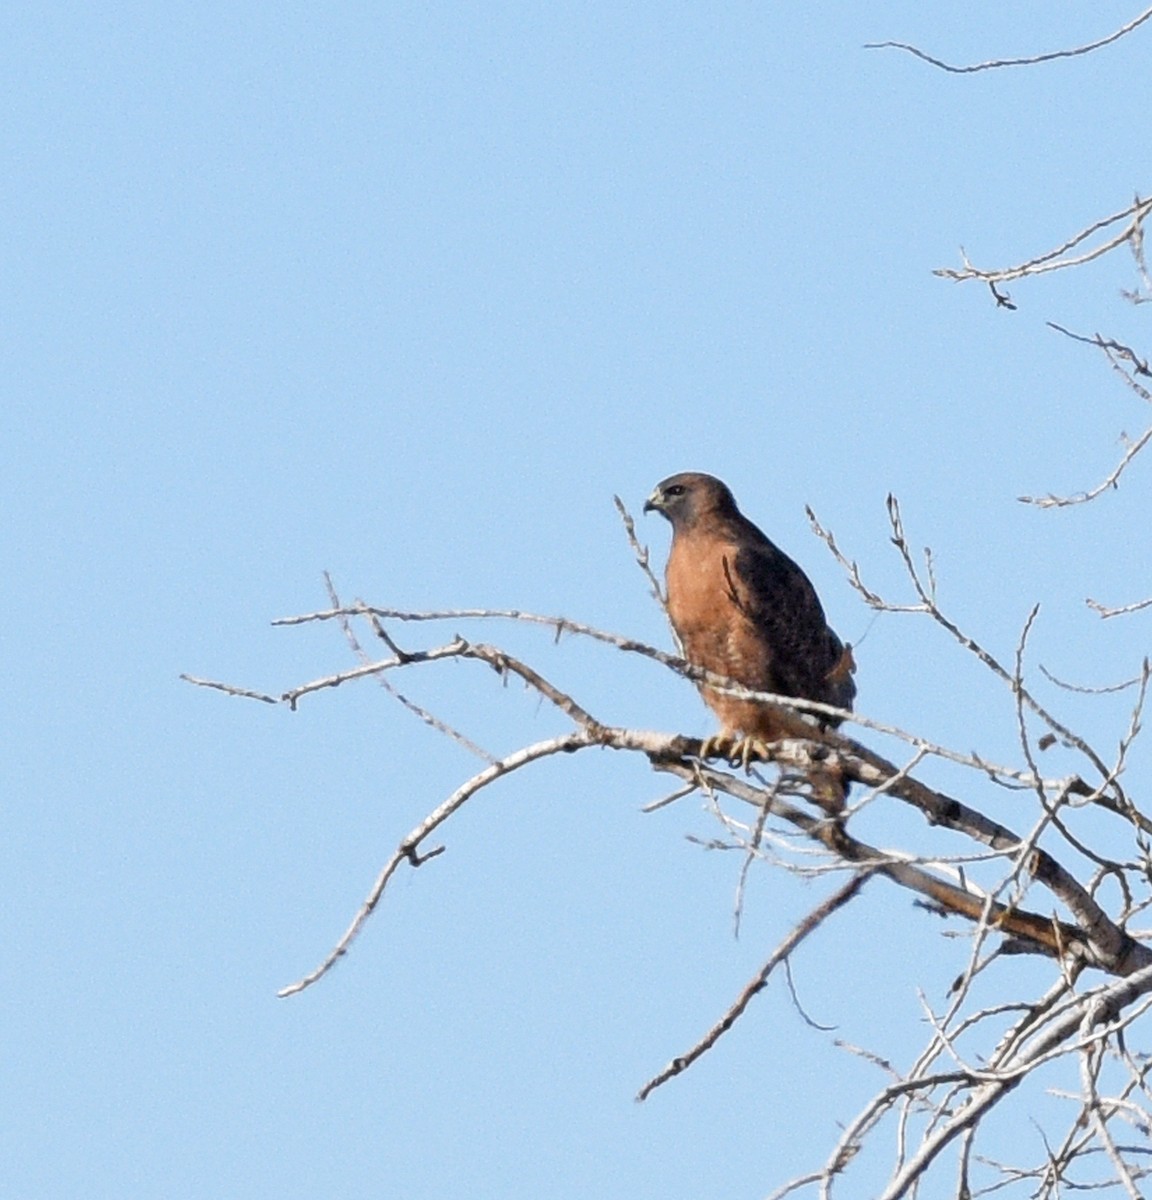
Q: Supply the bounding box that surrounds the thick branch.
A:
[643,737,1150,978]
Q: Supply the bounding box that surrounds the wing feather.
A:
[731,530,856,715]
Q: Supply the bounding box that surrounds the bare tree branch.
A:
[876,966,1152,1199]
[935,196,1152,287]
[324,573,496,763]
[1088,595,1152,620]
[1016,324,1152,507]
[1046,324,1152,378]
[866,8,1152,74]
[278,729,593,997]
[613,494,667,609]
[636,871,876,1101]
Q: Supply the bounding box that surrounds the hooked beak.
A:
[643,489,662,514]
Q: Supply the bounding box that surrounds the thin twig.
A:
[1019,421,1152,507]
[613,494,667,609]
[179,674,279,704]
[1040,663,1145,695]
[278,731,595,997]
[1088,594,1152,620]
[1047,324,1152,376]
[636,871,874,1100]
[325,574,496,763]
[867,9,1152,73]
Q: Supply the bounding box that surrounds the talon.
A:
[734,736,770,771]
[697,734,770,771]
[698,733,736,762]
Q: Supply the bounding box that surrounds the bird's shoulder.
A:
[725,518,819,613]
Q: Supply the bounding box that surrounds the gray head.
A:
[643,472,740,530]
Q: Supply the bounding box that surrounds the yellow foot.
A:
[698,732,735,762]
[698,734,771,771]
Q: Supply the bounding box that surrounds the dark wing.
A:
[730,533,856,715]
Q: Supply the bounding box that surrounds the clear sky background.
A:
[4,4,1150,1198]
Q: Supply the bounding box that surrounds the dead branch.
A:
[613,494,667,608]
[1016,324,1152,508]
[1047,324,1151,378]
[844,496,1134,823]
[325,573,496,762]
[636,871,876,1101]
[1040,663,1146,695]
[261,601,1099,792]
[865,7,1152,74]
[934,196,1152,287]
[875,966,1152,1199]
[1089,595,1152,620]
[277,729,594,997]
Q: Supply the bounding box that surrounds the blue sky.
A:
[4,5,1150,1198]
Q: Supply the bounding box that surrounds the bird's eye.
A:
[665,484,686,498]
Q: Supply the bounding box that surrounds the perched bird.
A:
[644,472,855,766]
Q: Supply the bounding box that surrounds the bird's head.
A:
[644,472,740,529]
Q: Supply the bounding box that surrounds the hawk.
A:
[644,472,856,764]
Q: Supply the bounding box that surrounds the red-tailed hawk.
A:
[645,472,855,763]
